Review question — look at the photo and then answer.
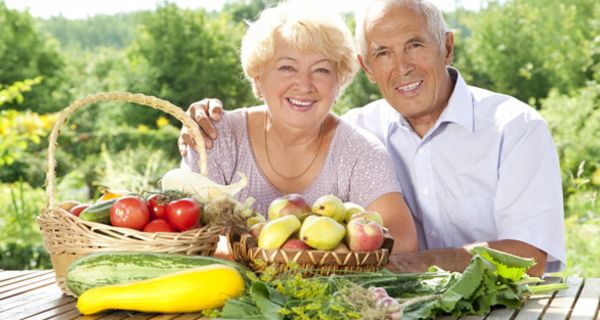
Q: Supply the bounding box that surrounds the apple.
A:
[350,211,384,226]
[249,222,266,238]
[346,217,385,252]
[267,193,311,221]
[343,202,365,223]
[281,238,312,250]
[246,214,267,228]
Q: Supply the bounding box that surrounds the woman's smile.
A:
[286,97,317,112]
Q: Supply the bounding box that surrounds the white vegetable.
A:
[161,168,248,201]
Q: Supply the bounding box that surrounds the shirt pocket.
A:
[441,195,496,246]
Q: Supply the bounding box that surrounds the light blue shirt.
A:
[343,68,566,272]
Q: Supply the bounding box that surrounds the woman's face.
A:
[255,42,340,130]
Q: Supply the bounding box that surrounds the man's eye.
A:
[374,50,389,58]
[408,43,423,49]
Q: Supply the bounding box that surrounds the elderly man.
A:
[180,0,565,276]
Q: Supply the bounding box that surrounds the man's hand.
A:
[178,98,224,156]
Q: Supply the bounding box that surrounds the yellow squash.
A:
[77,264,245,315]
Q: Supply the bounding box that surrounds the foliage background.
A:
[1,0,598,276]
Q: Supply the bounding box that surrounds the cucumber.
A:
[65,251,247,296]
[79,199,116,224]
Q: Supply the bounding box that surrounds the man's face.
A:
[360,4,454,129]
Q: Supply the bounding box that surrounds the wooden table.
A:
[1,270,598,320]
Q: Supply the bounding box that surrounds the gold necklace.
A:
[264,112,325,180]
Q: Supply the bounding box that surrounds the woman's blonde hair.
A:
[241,0,358,98]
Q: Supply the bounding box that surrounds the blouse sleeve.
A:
[346,129,402,208]
[180,111,238,185]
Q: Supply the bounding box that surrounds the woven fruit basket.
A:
[226,227,394,275]
[37,92,222,295]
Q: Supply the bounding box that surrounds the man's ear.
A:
[443,31,455,65]
[357,54,376,83]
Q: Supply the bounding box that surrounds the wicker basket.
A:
[37,92,222,295]
[226,227,394,275]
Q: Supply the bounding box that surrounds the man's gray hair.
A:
[355,0,448,60]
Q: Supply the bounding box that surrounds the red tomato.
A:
[166,198,202,231]
[147,194,168,220]
[110,196,150,230]
[70,204,90,217]
[143,219,175,232]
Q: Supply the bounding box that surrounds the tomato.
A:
[166,198,202,231]
[143,219,176,232]
[147,194,168,220]
[70,204,90,217]
[110,196,150,230]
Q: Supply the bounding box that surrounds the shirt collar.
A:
[393,67,474,134]
[437,67,474,133]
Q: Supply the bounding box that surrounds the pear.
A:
[299,216,345,250]
[311,195,346,223]
[343,202,365,223]
[258,215,301,250]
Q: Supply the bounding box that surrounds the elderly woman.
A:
[182,0,417,253]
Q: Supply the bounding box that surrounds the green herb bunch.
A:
[207,247,568,320]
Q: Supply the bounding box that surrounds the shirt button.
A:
[428,230,437,237]
[423,188,429,196]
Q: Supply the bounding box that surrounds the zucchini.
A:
[77,264,245,315]
[78,199,116,224]
[66,251,247,296]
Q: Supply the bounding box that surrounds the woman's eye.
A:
[315,67,330,74]
[278,65,295,72]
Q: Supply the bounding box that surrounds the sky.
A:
[4,0,485,19]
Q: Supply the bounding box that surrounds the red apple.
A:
[350,211,384,226]
[281,238,312,250]
[346,218,385,251]
[267,194,311,221]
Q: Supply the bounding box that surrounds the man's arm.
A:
[387,239,547,276]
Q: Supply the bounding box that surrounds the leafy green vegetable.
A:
[213,246,567,320]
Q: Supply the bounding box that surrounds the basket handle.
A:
[45,92,207,208]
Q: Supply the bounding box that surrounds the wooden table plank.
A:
[484,307,518,320]
[169,313,207,320]
[96,311,156,319]
[24,301,78,320]
[0,270,37,282]
[0,270,53,288]
[0,280,64,313]
[0,274,57,300]
[570,277,600,320]
[512,277,562,320]
[0,287,75,320]
[543,277,584,320]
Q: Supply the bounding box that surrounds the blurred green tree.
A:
[127,3,255,112]
[455,0,599,107]
[0,2,67,113]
